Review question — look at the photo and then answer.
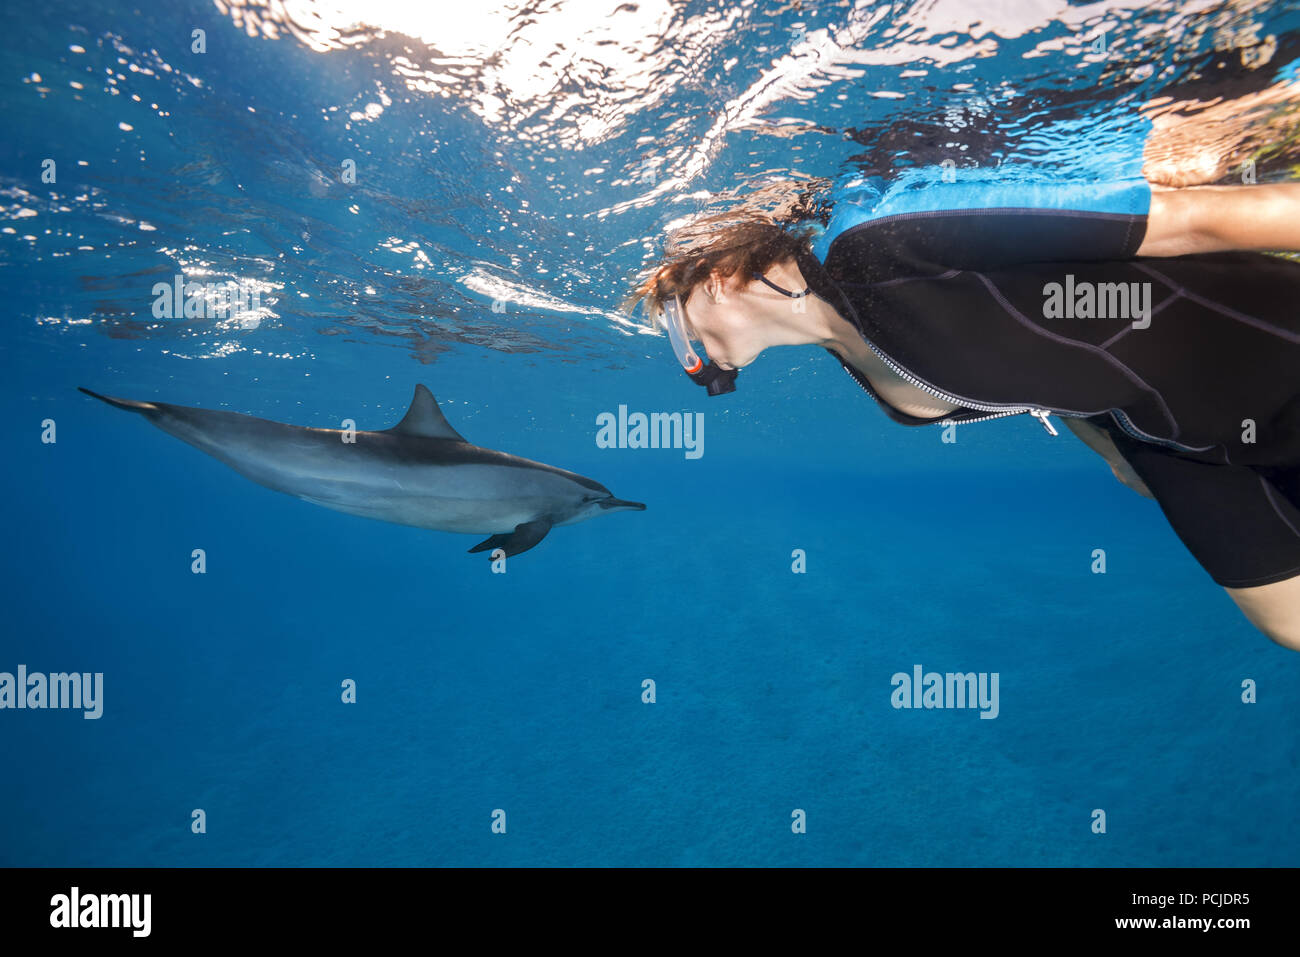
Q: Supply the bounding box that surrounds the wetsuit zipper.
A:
[822,220,1219,453]
[841,350,1219,453]
[841,334,1064,436]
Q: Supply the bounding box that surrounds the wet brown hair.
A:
[624,210,819,328]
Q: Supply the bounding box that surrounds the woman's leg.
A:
[1093,425,1300,650]
[1225,577,1300,650]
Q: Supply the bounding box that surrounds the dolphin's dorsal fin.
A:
[387,384,466,441]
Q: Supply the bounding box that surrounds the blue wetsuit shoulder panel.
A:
[814,175,1152,265]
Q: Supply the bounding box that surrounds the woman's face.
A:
[680,274,781,370]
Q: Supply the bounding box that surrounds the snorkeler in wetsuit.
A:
[629,178,1300,650]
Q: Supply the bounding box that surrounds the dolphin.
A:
[79,384,645,557]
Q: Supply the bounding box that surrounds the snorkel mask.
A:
[659,295,738,396]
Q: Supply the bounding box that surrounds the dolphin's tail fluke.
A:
[78,387,161,416]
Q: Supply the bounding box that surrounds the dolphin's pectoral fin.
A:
[386,384,466,442]
[468,518,553,558]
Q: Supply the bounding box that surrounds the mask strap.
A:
[752,273,811,298]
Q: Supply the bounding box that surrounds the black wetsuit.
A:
[801,190,1300,589]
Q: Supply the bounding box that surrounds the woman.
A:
[629,177,1300,650]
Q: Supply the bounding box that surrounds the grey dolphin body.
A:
[80,384,644,557]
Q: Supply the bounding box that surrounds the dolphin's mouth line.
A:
[600,498,646,511]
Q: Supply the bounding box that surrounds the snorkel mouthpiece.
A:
[692,360,738,395]
[660,295,738,396]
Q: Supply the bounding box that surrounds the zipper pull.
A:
[1029,408,1058,436]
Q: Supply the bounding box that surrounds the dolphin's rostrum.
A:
[80,384,645,557]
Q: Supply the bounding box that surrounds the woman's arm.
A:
[1138,183,1300,256]
[1062,417,1154,498]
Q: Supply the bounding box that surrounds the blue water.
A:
[2,1,1299,867]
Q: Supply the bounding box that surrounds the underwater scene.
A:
[2,0,1299,867]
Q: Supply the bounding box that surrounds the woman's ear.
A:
[703,270,728,303]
